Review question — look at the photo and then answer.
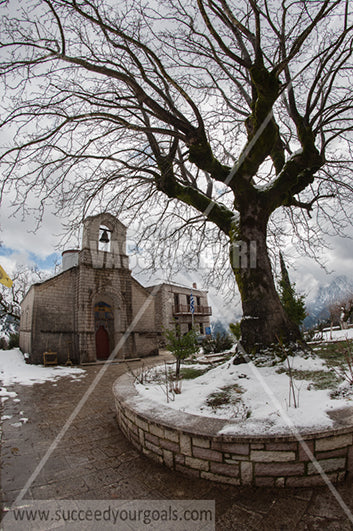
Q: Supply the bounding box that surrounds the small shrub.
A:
[202,336,215,354]
[202,332,234,354]
[8,333,19,349]
[303,327,316,342]
[0,337,8,350]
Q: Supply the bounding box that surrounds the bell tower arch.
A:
[80,212,129,269]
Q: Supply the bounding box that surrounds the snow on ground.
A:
[135,353,353,435]
[318,327,353,342]
[0,348,86,403]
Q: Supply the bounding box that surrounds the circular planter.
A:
[113,373,353,487]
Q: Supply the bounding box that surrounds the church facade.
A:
[19,213,211,364]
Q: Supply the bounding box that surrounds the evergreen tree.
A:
[279,253,306,327]
[164,326,199,379]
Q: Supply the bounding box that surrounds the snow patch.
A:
[0,348,86,386]
[135,353,352,435]
[0,388,17,400]
[320,328,353,342]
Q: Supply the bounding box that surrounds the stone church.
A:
[19,213,212,364]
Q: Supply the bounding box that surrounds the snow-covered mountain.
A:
[305,275,353,328]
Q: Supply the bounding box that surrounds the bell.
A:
[99,229,110,243]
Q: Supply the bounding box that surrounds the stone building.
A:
[147,282,212,340]
[19,213,211,364]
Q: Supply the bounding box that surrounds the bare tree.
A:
[329,294,353,329]
[1,0,353,351]
[0,265,44,323]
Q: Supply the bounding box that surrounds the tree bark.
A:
[176,357,181,379]
[230,203,301,352]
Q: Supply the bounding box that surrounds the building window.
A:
[200,322,204,334]
[197,296,201,307]
[174,293,179,306]
[188,323,192,332]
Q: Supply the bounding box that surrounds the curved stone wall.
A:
[113,373,353,487]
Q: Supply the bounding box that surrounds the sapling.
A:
[163,326,199,385]
[277,337,301,408]
[125,361,155,385]
[286,356,301,409]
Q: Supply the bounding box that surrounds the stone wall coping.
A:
[113,372,353,443]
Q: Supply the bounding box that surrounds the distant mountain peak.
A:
[305,275,353,328]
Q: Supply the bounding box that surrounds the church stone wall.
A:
[131,279,158,357]
[25,269,78,364]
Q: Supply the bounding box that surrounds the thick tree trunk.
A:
[231,205,301,352]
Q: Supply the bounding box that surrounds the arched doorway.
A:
[95,325,110,360]
[94,301,114,360]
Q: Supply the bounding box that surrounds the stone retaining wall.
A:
[113,373,353,487]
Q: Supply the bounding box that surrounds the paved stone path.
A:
[1,354,353,529]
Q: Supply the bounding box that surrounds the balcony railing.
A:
[173,304,212,316]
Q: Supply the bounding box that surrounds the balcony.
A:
[173,304,212,316]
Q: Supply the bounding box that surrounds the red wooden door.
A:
[96,325,110,360]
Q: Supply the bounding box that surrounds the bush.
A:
[303,326,318,342]
[8,332,19,349]
[0,337,8,350]
[202,332,234,354]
